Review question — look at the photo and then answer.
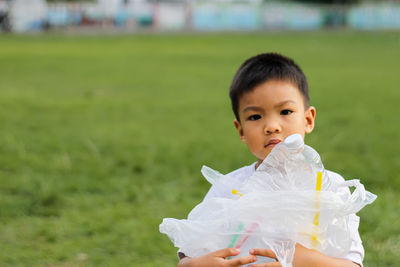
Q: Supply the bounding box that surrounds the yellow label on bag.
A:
[312,171,323,250]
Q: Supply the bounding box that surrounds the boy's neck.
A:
[255,160,263,170]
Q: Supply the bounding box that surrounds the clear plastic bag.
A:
[160,134,377,267]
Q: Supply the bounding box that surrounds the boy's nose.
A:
[264,121,281,134]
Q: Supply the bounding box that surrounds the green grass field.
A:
[0,31,399,266]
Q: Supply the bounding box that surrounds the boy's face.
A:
[234,80,316,166]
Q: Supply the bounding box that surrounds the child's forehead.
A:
[239,80,302,102]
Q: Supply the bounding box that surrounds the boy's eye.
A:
[280,109,293,115]
[248,114,261,121]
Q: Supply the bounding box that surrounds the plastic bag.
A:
[160,134,377,267]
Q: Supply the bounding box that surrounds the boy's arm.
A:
[249,244,361,267]
[177,248,257,267]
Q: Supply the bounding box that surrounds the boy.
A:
[178,53,363,267]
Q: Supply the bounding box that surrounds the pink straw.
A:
[234,222,259,249]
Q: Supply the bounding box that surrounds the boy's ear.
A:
[234,119,247,144]
[305,106,316,133]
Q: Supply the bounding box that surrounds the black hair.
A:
[229,52,309,121]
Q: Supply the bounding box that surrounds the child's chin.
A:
[263,147,274,155]
[261,152,271,161]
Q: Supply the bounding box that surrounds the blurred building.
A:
[0,0,47,32]
[1,0,400,33]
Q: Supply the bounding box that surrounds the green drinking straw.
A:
[228,189,245,250]
[228,222,244,248]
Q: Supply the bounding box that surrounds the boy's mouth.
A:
[265,139,281,148]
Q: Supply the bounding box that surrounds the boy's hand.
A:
[249,244,361,267]
[178,248,257,267]
[248,248,280,267]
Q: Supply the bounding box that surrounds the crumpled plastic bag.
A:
[160,134,377,267]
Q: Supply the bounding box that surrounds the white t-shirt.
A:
[203,162,364,266]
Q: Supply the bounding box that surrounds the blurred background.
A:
[0,0,399,266]
[1,0,400,33]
